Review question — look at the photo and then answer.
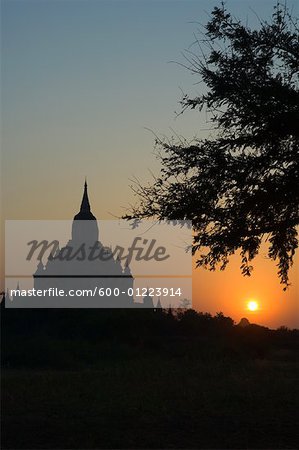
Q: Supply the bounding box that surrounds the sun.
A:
[247,300,259,312]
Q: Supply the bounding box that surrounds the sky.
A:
[1,0,298,328]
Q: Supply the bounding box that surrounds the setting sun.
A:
[247,300,259,312]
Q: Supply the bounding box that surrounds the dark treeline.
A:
[1,301,298,369]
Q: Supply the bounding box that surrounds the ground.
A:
[2,354,299,449]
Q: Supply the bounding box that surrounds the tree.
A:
[179,298,192,309]
[126,3,299,288]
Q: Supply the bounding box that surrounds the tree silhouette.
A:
[126,3,299,288]
[179,298,192,309]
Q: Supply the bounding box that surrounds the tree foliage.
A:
[126,3,299,288]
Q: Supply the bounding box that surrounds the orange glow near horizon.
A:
[192,249,298,330]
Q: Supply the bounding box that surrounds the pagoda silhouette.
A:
[30,181,157,308]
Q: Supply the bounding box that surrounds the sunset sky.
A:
[1,0,298,328]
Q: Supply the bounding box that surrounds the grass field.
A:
[2,354,299,449]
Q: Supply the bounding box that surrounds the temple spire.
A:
[73,179,98,240]
[80,179,90,212]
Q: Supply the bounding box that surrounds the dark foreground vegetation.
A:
[1,305,299,449]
